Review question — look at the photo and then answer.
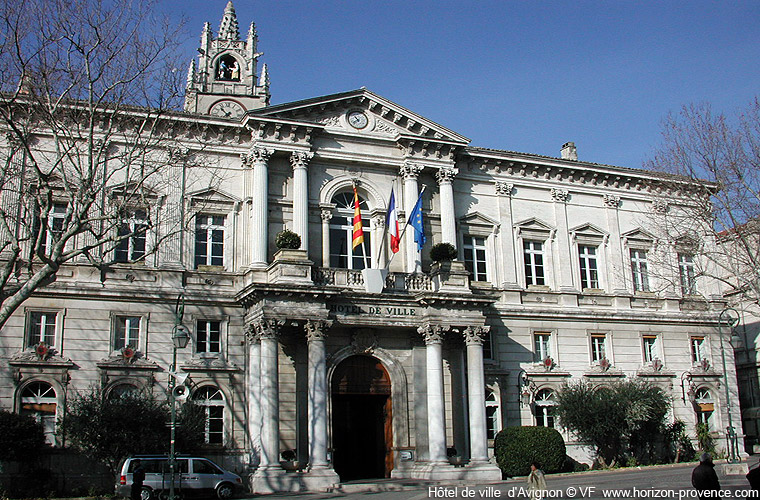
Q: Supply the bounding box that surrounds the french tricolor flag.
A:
[386,188,400,253]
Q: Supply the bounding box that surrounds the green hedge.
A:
[494,426,566,477]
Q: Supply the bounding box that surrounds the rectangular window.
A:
[482,329,494,360]
[533,332,551,362]
[523,240,545,286]
[196,320,221,354]
[28,311,56,347]
[642,334,658,363]
[41,203,67,256]
[630,249,650,292]
[590,333,606,362]
[463,235,488,282]
[195,215,225,268]
[329,215,371,270]
[679,253,696,295]
[115,209,147,262]
[579,245,599,289]
[691,336,705,363]
[114,316,141,350]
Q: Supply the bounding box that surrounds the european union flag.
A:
[407,194,426,252]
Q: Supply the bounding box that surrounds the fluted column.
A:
[401,162,424,273]
[436,167,458,246]
[306,320,332,469]
[320,209,332,267]
[464,326,490,463]
[243,147,274,267]
[255,319,282,469]
[418,323,447,464]
[291,152,313,253]
[246,326,262,467]
[551,189,575,291]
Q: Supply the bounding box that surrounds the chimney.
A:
[561,142,578,161]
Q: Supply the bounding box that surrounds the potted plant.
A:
[429,242,470,293]
[430,242,457,262]
[275,229,301,250]
[280,449,301,472]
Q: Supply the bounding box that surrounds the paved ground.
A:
[244,462,760,500]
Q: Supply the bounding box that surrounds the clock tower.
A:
[184,1,270,117]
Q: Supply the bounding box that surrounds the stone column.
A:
[436,167,458,246]
[495,182,518,288]
[255,319,282,470]
[244,147,274,268]
[306,320,332,469]
[291,151,313,253]
[603,194,626,294]
[371,212,385,269]
[418,323,448,464]
[551,189,575,291]
[320,209,332,268]
[245,325,262,467]
[464,326,489,463]
[401,162,424,273]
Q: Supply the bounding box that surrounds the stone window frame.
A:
[192,316,228,360]
[588,330,614,366]
[17,378,62,446]
[513,218,556,291]
[24,307,65,349]
[485,386,502,440]
[532,330,558,365]
[570,223,609,293]
[640,332,663,366]
[690,334,710,366]
[622,228,656,295]
[533,386,557,428]
[328,190,374,270]
[192,384,229,447]
[187,188,239,272]
[694,386,716,430]
[458,212,500,285]
[109,311,149,355]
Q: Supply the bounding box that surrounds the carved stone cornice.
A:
[463,325,490,346]
[241,146,274,167]
[418,323,446,345]
[400,161,424,180]
[290,151,314,170]
[305,319,333,342]
[495,181,514,197]
[435,167,458,184]
[603,194,621,208]
[551,188,569,203]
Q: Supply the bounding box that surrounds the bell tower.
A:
[184,1,270,117]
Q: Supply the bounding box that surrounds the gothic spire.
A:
[259,63,270,89]
[218,1,240,41]
[185,58,196,89]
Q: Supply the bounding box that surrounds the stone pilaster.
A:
[290,151,313,253]
[320,208,333,268]
[603,194,627,294]
[401,162,424,273]
[495,181,518,289]
[551,189,576,292]
[162,147,189,268]
[436,167,458,246]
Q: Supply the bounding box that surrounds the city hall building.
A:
[0,2,746,493]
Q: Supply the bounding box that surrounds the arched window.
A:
[194,386,225,445]
[695,387,714,429]
[329,191,372,270]
[534,388,556,428]
[20,382,57,444]
[107,383,139,400]
[485,389,501,439]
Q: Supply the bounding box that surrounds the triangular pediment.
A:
[249,88,470,144]
[460,211,500,229]
[188,188,240,212]
[514,217,554,233]
[569,222,608,237]
[621,228,655,243]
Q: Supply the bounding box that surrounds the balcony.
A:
[313,267,432,293]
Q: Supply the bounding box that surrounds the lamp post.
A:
[718,307,740,463]
[169,295,190,500]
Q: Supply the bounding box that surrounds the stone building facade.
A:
[0,2,746,493]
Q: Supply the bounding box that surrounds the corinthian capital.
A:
[400,161,424,180]
[241,146,274,167]
[252,318,284,340]
[305,319,332,342]
[290,151,314,170]
[435,167,458,184]
[418,323,446,345]
[463,326,490,345]
[495,181,514,197]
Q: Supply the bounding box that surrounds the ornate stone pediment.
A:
[459,212,500,233]
[187,187,240,212]
[622,228,656,247]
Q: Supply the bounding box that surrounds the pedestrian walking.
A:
[527,461,547,500]
[691,453,721,500]
[747,458,760,491]
[131,459,146,500]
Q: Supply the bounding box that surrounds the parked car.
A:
[116,455,243,499]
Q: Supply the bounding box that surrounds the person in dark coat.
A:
[692,453,721,500]
[747,458,760,491]
[130,459,146,500]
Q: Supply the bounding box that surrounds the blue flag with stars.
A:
[407,193,426,251]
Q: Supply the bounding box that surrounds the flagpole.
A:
[386,185,426,270]
[379,179,396,268]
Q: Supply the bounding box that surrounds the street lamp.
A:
[169,295,190,500]
[718,307,740,463]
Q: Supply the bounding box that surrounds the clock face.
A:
[347,111,369,129]
[209,100,246,119]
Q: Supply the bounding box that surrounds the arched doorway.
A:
[331,355,392,481]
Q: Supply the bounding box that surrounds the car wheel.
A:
[216,483,234,499]
[141,487,153,500]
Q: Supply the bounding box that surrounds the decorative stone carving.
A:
[251,318,284,340]
[306,320,332,342]
[651,199,670,214]
[495,181,514,196]
[400,161,424,180]
[290,151,313,170]
[241,146,274,167]
[244,323,259,344]
[320,209,333,222]
[463,326,489,345]
[551,188,569,203]
[374,120,401,135]
[603,194,621,208]
[418,323,446,344]
[351,329,378,353]
[435,167,458,184]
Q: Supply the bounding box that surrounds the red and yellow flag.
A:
[351,186,364,250]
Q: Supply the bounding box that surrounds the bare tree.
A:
[0,0,210,330]
[645,99,760,308]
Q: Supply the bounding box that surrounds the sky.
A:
[157,0,760,171]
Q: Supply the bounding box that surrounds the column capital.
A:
[305,319,332,342]
[495,181,514,197]
[400,161,424,180]
[320,209,333,222]
[242,146,274,167]
[290,150,314,170]
[244,323,260,344]
[252,318,285,340]
[551,188,570,203]
[167,146,190,163]
[418,323,446,345]
[603,193,621,208]
[435,166,458,184]
[463,325,490,345]
[371,212,385,228]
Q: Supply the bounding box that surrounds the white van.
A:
[116,455,243,499]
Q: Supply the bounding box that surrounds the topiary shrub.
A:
[494,426,566,477]
[275,229,301,250]
[430,242,457,262]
